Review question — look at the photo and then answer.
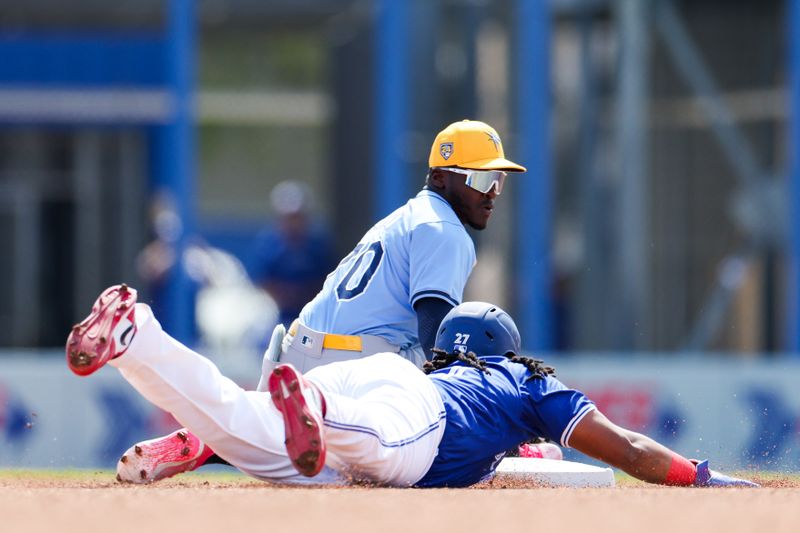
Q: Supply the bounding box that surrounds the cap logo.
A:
[440,142,453,160]
[486,132,501,152]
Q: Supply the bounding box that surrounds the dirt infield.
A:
[3,473,799,533]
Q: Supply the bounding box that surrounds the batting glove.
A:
[693,459,759,488]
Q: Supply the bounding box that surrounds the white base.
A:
[494,457,616,488]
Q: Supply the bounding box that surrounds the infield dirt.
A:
[2,474,798,533]
[0,476,800,533]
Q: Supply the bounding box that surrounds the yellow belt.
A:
[288,320,363,352]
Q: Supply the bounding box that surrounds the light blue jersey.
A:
[298,190,476,350]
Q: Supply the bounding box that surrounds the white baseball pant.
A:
[110,303,339,484]
[112,304,445,486]
[307,352,447,486]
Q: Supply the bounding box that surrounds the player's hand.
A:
[693,460,759,487]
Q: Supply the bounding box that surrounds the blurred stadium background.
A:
[1,0,799,473]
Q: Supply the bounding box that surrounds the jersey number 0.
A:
[336,241,384,300]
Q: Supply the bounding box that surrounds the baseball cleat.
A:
[66,284,138,376]
[518,441,563,460]
[116,429,215,484]
[268,364,327,477]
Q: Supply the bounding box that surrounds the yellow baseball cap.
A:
[428,119,526,172]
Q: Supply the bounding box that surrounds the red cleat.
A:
[268,364,327,477]
[116,428,215,484]
[66,284,138,376]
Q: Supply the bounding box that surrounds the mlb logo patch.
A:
[301,335,314,348]
[440,142,453,160]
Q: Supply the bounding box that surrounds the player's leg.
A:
[66,285,215,482]
[312,354,446,486]
[270,353,446,486]
[267,364,327,477]
[118,320,287,483]
[67,285,314,483]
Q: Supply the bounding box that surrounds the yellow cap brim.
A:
[455,157,526,172]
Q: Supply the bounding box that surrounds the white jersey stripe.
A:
[411,289,460,307]
[560,404,597,448]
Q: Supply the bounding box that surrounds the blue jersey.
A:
[251,224,335,286]
[250,224,336,325]
[416,356,595,488]
[299,190,476,350]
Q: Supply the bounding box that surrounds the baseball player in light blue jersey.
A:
[105,120,555,483]
[292,187,475,369]
[285,118,525,371]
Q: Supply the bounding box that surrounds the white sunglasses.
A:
[445,167,507,195]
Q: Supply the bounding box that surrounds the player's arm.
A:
[414,297,454,360]
[568,409,758,487]
[568,409,674,483]
[408,221,474,360]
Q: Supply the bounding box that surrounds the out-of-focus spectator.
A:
[250,180,335,327]
[138,190,277,351]
[136,190,192,337]
[137,191,183,285]
[187,244,278,352]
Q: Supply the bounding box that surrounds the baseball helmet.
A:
[434,301,521,356]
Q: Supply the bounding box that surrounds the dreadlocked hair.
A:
[507,355,556,381]
[423,348,556,382]
[423,348,491,375]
